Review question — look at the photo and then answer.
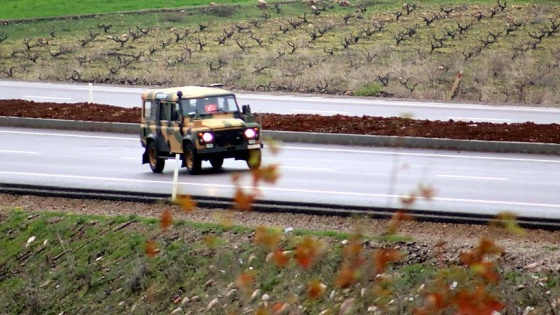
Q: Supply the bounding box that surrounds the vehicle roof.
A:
[141,85,234,102]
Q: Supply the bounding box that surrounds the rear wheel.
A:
[184,143,201,175]
[148,142,165,173]
[247,149,261,170]
[210,157,224,169]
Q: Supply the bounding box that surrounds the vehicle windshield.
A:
[180,95,239,116]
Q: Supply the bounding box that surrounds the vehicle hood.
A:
[200,117,246,129]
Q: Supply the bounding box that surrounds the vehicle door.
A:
[168,102,183,153]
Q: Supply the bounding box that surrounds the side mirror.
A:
[242,104,252,114]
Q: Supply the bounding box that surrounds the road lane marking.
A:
[23,95,72,100]
[293,110,351,115]
[279,166,335,171]
[0,130,136,140]
[282,146,560,164]
[239,94,560,114]
[0,150,38,154]
[447,117,510,123]
[437,174,507,181]
[1,171,559,210]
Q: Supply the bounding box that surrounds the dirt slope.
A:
[1,99,559,143]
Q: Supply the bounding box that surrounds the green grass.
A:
[0,0,257,19]
[2,0,559,19]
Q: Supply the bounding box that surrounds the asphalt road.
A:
[1,127,559,219]
[1,80,560,123]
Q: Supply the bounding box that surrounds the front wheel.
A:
[247,149,261,170]
[184,143,201,175]
[148,142,165,173]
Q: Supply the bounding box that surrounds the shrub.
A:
[355,82,384,96]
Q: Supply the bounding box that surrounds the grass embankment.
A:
[1,209,559,314]
[1,0,559,105]
[0,0,255,19]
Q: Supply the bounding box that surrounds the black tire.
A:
[210,157,224,169]
[184,143,201,175]
[247,149,261,170]
[148,141,165,173]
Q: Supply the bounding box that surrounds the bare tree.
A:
[399,77,418,92]
[22,38,36,50]
[233,22,251,32]
[98,23,112,33]
[235,39,249,51]
[190,36,207,51]
[160,38,172,49]
[279,25,290,34]
[250,32,264,46]
[287,41,298,54]
[497,0,507,11]
[137,26,151,35]
[528,29,546,43]
[378,72,392,86]
[287,18,302,29]
[475,12,485,21]
[2,66,16,77]
[79,31,100,47]
[10,48,23,57]
[505,21,523,35]
[208,60,224,71]
[148,44,158,55]
[440,5,453,15]
[109,34,129,48]
[403,3,416,15]
[198,23,208,31]
[456,21,473,34]
[480,31,499,47]
[423,15,439,26]
[49,45,74,58]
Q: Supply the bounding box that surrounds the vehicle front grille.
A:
[214,129,244,147]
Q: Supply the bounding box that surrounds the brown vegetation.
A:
[1,99,559,143]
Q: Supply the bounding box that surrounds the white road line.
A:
[279,166,335,171]
[1,171,559,210]
[239,94,560,113]
[23,96,72,100]
[0,150,38,154]
[283,146,560,164]
[293,110,351,115]
[447,117,510,123]
[437,174,507,181]
[0,130,136,140]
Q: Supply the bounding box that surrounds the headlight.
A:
[198,132,214,144]
[244,128,259,139]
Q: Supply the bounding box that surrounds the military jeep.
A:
[140,85,262,174]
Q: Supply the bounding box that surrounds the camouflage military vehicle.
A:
[140,85,262,174]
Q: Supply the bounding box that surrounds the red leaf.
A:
[160,208,173,230]
[144,240,159,257]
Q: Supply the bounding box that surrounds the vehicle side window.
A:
[159,102,171,121]
[171,103,180,121]
[143,100,152,119]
